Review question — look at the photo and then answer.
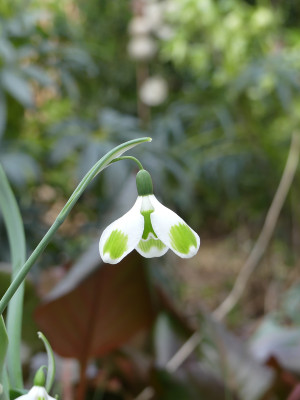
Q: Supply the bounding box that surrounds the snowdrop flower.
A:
[15,386,56,400]
[15,367,56,400]
[99,170,200,264]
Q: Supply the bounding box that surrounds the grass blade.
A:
[0,316,9,400]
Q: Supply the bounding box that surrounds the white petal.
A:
[15,386,56,400]
[150,195,200,258]
[99,197,144,264]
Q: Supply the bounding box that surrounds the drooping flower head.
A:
[14,386,56,400]
[99,169,200,264]
[15,367,56,400]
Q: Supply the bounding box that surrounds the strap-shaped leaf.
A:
[0,164,26,389]
[0,316,9,400]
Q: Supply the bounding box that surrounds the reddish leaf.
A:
[34,253,155,359]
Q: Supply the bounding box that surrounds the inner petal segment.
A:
[136,210,168,258]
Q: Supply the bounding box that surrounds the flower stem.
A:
[109,156,144,170]
[0,220,61,315]
[0,137,151,315]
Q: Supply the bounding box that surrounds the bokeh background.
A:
[1,0,300,399]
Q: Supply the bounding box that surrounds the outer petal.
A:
[99,197,144,264]
[150,195,200,258]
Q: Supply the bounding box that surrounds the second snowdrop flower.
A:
[15,367,56,400]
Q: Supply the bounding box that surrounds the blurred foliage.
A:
[2,0,300,250]
[160,0,300,230]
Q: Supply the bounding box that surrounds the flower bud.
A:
[33,366,46,387]
[136,170,153,196]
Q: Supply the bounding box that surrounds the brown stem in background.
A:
[214,132,300,320]
[291,184,300,258]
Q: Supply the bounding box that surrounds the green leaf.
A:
[38,332,56,393]
[0,164,26,389]
[9,388,27,400]
[0,268,40,356]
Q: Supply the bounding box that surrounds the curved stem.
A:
[38,332,56,392]
[0,137,151,315]
[109,156,144,170]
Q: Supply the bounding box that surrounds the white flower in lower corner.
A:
[99,170,200,264]
[15,386,56,400]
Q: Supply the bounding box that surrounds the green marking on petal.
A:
[141,210,157,240]
[169,223,197,254]
[138,237,166,253]
[103,229,128,260]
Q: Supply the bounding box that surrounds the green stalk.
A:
[109,156,144,170]
[1,369,9,400]
[0,164,26,389]
[38,332,55,392]
[0,316,9,400]
[0,137,151,315]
